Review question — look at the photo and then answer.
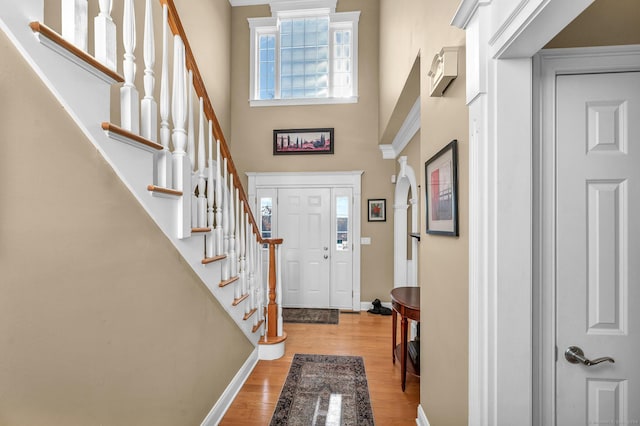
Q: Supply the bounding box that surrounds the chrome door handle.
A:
[324,255,329,259]
[564,346,615,366]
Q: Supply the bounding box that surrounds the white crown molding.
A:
[229,0,336,9]
[451,0,484,29]
[379,97,421,159]
[229,0,269,6]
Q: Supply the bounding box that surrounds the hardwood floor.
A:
[220,311,420,425]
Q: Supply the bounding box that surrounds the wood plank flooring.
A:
[220,311,420,425]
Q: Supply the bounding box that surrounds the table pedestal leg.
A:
[392,309,397,364]
[401,316,408,391]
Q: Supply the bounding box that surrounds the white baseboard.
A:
[416,404,430,426]
[360,300,392,311]
[200,349,259,426]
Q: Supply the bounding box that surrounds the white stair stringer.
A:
[0,0,262,345]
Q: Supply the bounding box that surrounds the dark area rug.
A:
[282,308,339,324]
[270,354,375,426]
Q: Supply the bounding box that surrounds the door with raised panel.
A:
[278,188,331,308]
[556,72,640,424]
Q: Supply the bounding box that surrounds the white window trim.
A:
[247,5,359,107]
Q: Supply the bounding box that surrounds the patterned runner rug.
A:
[270,354,375,425]
[282,308,339,324]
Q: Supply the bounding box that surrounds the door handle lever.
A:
[564,346,615,366]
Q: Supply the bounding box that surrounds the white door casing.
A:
[393,156,419,288]
[279,188,331,308]
[247,171,363,311]
[536,48,640,425]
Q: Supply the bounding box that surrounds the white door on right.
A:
[556,72,640,424]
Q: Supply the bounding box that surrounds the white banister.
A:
[246,214,254,316]
[62,0,88,52]
[121,0,139,133]
[239,207,247,310]
[140,0,156,142]
[187,74,196,227]
[215,140,223,256]
[221,159,230,281]
[94,0,116,70]
[206,125,216,258]
[157,4,172,188]
[171,35,190,238]
[197,98,207,228]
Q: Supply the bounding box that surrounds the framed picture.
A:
[425,139,458,236]
[368,199,386,222]
[273,128,334,155]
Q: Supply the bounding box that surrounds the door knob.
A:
[564,346,615,366]
[324,255,329,259]
[324,247,328,251]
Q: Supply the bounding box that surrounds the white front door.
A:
[556,71,640,424]
[279,188,331,308]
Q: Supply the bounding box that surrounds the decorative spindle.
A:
[94,0,116,70]
[239,201,246,297]
[229,182,237,277]
[62,0,88,52]
[140,0,157,142]
[235,188,241,277]
[197,98,207,228]
[121,0,139,133]
[188,73,196,227]
[157,4,172,188]
[172,35,187,189]
[221,158,230,281]
[206,129,216,258]
[215,140,223,256]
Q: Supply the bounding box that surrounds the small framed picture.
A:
[273,128,334,155]
[425,139,458,236]
[368,199,386,222]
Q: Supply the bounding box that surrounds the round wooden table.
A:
[391,286,420,391]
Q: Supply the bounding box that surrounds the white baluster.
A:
[239,203,246,300]
[188,73,196,227]
[197,99,207,228]
[94,0,116,70]
[62,0,88,52]
[221,159,230,281]
[246,213,253,315]
[140,0,157,142]
[229,177,237,277]
[172,36,190,238]
[121,0,139,133]
[235,188,241,277]
[206,124,216,258]
[215,140,223,256]
[276,243,283,336]
[157,4,172,188]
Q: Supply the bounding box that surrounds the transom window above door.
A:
[248,0,360,107]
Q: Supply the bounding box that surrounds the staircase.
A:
[0,0,286,360]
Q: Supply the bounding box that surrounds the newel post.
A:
[266,238,283,338]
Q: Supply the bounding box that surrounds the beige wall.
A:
[0,28,252,426]
[230,0,395,302]
[380,0,469,424]
[546,0,640,48]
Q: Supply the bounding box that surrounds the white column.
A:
[157,4,172,188]
[62,0,88,52]
[140,0,157,142]
[94,0,116,70]
[171,35,190,238]
[120,0,139,133]
[276,243,283,336]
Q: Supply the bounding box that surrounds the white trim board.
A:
[379,97,421,159]
[200,349,259,425]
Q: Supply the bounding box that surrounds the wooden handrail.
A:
[159,0,263,241]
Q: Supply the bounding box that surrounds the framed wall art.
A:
[425,139,458,236]
[367,199,386,222]
[273,128,334,155]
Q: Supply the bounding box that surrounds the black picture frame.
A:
[273,128,334,155]
[425,139,458,236]
[367,199,386,222]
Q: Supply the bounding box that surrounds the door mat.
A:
[282,308,339,324]
[270,354,375,425]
